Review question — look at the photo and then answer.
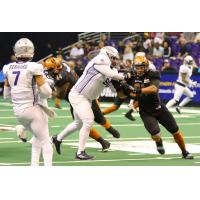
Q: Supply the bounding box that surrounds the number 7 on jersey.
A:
[12,71,21,85]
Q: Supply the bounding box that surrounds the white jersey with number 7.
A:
[3,61,44,113]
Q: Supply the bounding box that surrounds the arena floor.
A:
[0,97,200,166]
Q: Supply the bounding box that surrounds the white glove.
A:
[190,81,197,87]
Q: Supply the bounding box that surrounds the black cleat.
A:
[52,135,62,155]
[21,138,27,143]
[176,106,181,114]
[101,140,111,152]
[125,111,136,121]
[75,151,94,160]
[182,151,194,159]
[155,139,165,155]
[106,126,120,138]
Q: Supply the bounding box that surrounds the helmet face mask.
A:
[14,38,34,60]
[133,56,149,76]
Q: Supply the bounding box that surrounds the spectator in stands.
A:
[152,42,164,58]
[123,41,134,62]
[70,42,84,59]
[161,59,176,73]
[142,32,152,53]
[194,32,200,43]
[177,37,189,60]
[183,32,195,43]
[154,32,165,44]
[163,41,172,58]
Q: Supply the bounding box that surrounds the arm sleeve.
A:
[38,82,52,99]
[94,64,124,81]
[3,85,11,99]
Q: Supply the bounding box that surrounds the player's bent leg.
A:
[102,118,120,138]
[166,98,177,108]
[15,125,27,142]
[89,128,111,152]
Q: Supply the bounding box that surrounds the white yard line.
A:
[1,155,199,166]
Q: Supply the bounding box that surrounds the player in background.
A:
[43,57,120,154]
[166,55,197,114]
[52,46,125,160]
[3,38,53,166]
[119,56,193,159]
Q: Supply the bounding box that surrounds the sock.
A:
[179,97,191,107]
[41,138,53,166]
[103,118,111,129]
[55,98,61,106]
[89,128,101,140]
[77,119,93,154]
[127,109,134,115]
[151,134,161,142]
[31,137,42,166]
[173,131,186,153]
[102,105,118,115]
[166,99,177,108]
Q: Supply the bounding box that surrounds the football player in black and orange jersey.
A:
[119,56,193,159]
[43,57,120,154]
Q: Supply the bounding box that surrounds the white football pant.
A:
[15,105,53,166]
[58,92,94,154]
[166,84,194,108]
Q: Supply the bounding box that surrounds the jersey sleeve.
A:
[2,64,8,78]
[30,63,44,76]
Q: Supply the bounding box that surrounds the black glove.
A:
[119,81,141,95]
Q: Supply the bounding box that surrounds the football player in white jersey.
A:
[3,38,53,166]
[166,55,197,114]
[55,46,125,160]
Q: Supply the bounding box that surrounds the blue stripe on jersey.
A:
[32,77,37,105]
[75,65,99,93]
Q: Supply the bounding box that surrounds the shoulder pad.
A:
[147,70,160,80]
[30,63,44,75]
[93,54,110,65]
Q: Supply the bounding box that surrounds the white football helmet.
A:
[135,52,146,58]
[14,38,34,59]
[184,55,194,66]
[100,46,119,59]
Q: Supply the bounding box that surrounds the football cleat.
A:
[16,125,27,143]
[75,151,94,160]
[52,135,62,154]
[125,110,136,121]
[155,139,165,155]
[176,106,181,114]
[106,126,120,138]
[101,140,111,152]
[182,151,194,159]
